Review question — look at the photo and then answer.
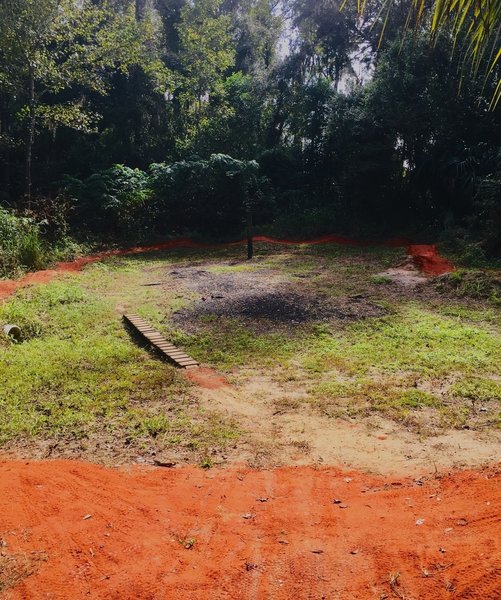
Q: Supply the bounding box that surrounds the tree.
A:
[355,0,501,108]
[176,0,236,144]
[0,0,167,201]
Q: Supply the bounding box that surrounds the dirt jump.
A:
[1,236,499,600]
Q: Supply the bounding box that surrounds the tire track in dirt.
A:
[0,461,499,599]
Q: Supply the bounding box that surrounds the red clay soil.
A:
[408,244,454,277]
[0,460,499,599]
[0,236,452,302]
[185,367,230,389]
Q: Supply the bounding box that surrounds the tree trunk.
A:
[25,67,35,206]
[0,100,11,203]
[246,206,253,260]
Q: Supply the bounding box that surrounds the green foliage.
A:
[0,0,169,197]
[63,154,272,239]
[149,154,271,235]
[0,208,45,277]
[65,165,152,238]
[175,0,236,148]
[0,0,499,247]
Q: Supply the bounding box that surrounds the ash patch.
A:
[169,266,386,329]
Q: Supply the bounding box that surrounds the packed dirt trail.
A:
[0,235,452,301]
[0,461,499,600]
[189,372,501,475]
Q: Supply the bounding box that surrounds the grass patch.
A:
[166,320,298,370]
[0,269,239,460]
[436,270,501,305]
[301,303,500,430]
[301,305,500,378]
[1,242,499,454]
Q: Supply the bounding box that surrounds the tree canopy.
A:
[0,0,499,266]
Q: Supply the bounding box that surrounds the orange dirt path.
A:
[0,461,499,599]
[0,236,452,302]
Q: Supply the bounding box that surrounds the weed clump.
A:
[436,270,501,304]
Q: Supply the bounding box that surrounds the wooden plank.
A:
[123,314,199,369]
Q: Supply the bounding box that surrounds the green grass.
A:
[300,304,500,429]
[0,265,239,458]
[1,242,499,458]
[167,320,298,370]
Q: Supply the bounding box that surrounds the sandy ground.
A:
[186,370,501,476]
[3,237,499,599]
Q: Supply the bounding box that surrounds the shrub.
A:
[150,154,272,236]
[64,165,152,239]
[64,156,273,239]
[0,208,46,277]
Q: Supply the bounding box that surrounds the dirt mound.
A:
[408,245,454,276]
[0,460,499,599]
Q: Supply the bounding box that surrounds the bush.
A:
[150,154,273,236]
[64,165,152,239]
[0,208,46,277]
[64,156,273,239]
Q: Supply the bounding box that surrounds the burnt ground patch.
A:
[168,266,387,331]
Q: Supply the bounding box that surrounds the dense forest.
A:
[0,0,500,276]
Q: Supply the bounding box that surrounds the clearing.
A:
[0,240,499,599]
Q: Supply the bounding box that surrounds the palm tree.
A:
[352,0,501,108]
[429,0,500,108]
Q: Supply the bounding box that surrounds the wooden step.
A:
[123,314,199,370]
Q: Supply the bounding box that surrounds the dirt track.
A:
[0,236,452,302]
[4,237,498,599]
[0,461,499,599]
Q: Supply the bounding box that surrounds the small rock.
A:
[153,459,177,468]
[242,513,255,520]
[350,549,359,555]
[416,518,425,526]
[456,518,468,526]
[332,499,342,504]
[311,549,323,554]
[83,514,92,520]
[339,503,348,509]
